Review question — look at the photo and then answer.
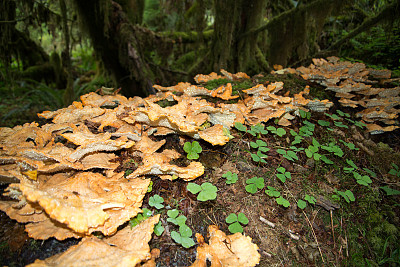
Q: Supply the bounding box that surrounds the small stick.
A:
[259,216,275,228]
[302,210,324,263]
[330,210,336,248]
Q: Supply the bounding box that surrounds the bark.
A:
[210,0,268,74]
[73,0,155,97]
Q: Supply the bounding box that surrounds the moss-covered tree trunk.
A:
[210,0,268,74]
[73,0,154,97]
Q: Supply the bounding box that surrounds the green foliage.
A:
[297,199,307,209]
[389,163,400,177]
[171,224,195,248]
[339,140,359,151]
[276,167,291,183]
[321,142,344,157]
[380,186,400,196]
[234,122,247,132]
[276,196,290,207]
[318,120,330,127]
[167,209,187,226]
[305,138,321,160]
[334,189,355,203]
[147,181,153,192]
[249,139,270,163]
[245,177,265,193]
[187,182,218,201]
[266,126,286,137]
[265,186,280,197]
[149,194,164,209]
[154,221,164,236]
[249,123,268,136]
[226,213,249,233]
[222,171,238,184]
[183,141,202,160]
[129,208,152,228]
[299,109,311,119]
[276,148,298,161]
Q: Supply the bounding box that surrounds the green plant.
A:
[187,182,218,201]
[129,208,152,228]
[276,167,291,183]
[339,140,359,151]
[249,123,268,137]
[249,139,270,163]
[154,221,164,236]
[265,186,280,197]
[276,148,298,161]
[318,119,331,127]
[226,213,249,233]
[167,209,187,226]
[222,171,238,184]
[299,109,311,119]
[147,181,153,192]
[276,196,290,207]
[334,189,355,203]
[245,177,265,193]
[321,142,344,157]
[234,122,247,132]
[171,224,195,248]
[149,194,164,209]
[389,163,400,178]
[183,141,202,160]
[334,121,349,129]
[380,186,400,196]
[343,159,372,186]
[297,194,317,209]
[305,138,321,160]
[266,126,286,137]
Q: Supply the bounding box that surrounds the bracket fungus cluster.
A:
[274,57,400,134]
[0,68,335,265]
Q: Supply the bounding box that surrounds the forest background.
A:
[0,0,399,127]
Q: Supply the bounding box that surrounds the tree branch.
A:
[328,0,400,50]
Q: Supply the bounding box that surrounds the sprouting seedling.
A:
[154,221,164,236]
[245,177,264,194]
[276,167,291,183]
[389,163,400,178]
[299,121,315,137]
[299,109,311,119]
[334,121,349,129]
[149,194,164,209]
[249,139,270,163]
[129,208,152,228]
[187,182,218,201]
[290,129,304,145]
[234,122,247,132]
[183,141,202,160]
[353,172,372,186]
[339,140,359,151]
[344,159,358,173]
[321,142,344,157]
[318,120,330,127]
[167,209,187,226]
[276,148,298,161]
[380,186,400,196]
[226,213,249,233]
[276,196,290,207]
[222,171,238,184]
[325,112,341,120]
[147,181,153,192]
[171,224,195,248]
[305,138,321,160]
[265,186,280,197]
[297,194,317,209]
[333,189,355,203]
[266,126,286,137]
[336,110,350,118]
[249,123,268,137]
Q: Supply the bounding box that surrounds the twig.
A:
[259,216,275,228]
[330,210,335,248]
[302,210,324,263]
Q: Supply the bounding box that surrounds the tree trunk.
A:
[73,0,155,97]
[210,0,268,74]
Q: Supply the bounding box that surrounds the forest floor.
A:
[1,66,400,266]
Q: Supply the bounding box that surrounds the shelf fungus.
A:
[190,225,260,267]
[278,56,400,134]
[27,215,160,267]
